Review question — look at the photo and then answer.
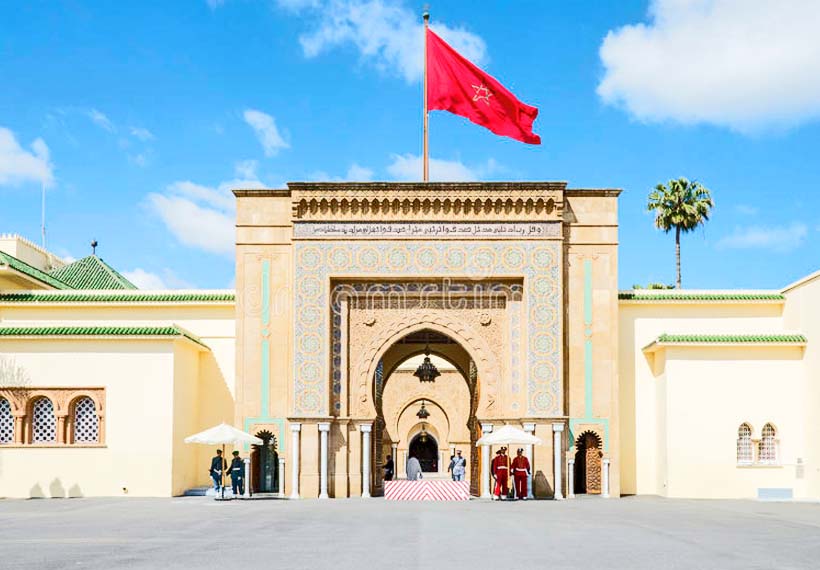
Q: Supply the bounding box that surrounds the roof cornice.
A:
[0,290,236,305]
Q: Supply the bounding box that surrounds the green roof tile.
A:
[0,325,208,348]
[49,255,137,290]
[0,251,71,290]
[619,291,784,301]
[0,291,235,303]
[655,333,806,344]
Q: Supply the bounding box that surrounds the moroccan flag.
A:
[426,28,541,144]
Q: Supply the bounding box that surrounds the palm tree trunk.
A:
[675,226,682,289]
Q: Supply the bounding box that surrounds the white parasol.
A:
[476,424,542,446]
[185,423,262,499]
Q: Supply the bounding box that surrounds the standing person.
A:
[491,447,510,500]
[228,450,245,496]
[511,448,531,500]
[209,449,226,493]
[451,449,466,482]
[406,455,423,481]
[384,454,395,481]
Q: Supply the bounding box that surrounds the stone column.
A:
[439,451,445,474]
[12,414,25,444]
[602,458,611,498]
[318,422,330,499]
[552,423,564,500]
[278,457,286,498]
[567,458,575,498]
[289,423,301,499]
[480,423,493,499]
[402,451,407,477]
[243,458,251,498]
[391,443,398,478]
[56,414,67,444]
[523,423,535,499]
[361,424,372,498]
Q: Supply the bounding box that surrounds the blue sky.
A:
[2,0,819,290]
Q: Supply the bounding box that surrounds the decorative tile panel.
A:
[293,241,561,417]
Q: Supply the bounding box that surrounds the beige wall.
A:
[619,297,813,499]
[0,297,236,498]
[0,339,177,497]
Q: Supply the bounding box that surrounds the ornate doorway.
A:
[574,431,602,495]
[409,433,439,472]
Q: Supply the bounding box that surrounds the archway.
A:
[373,328,480,491]
[574,431,602,495]
[408,433,439,472]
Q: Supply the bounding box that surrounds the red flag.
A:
[426,28,541,145]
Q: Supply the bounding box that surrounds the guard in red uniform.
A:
[491,447,510,500]
[511,448,531,500]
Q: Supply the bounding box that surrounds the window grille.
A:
[737,423,753,464]
[759,423,777,464]
[0,398,13,444]
[32,398,56,443]
[73,397,99,443]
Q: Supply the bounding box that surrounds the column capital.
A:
[567,458,575,465]
[278,457,286,465]
[552,422,565,433]
[522,422,536,433]
[481,422,493,434]
[290,423,302,433]
[360,423,373,433]
[318,422,331,432]
[602,458,611,465]
[243,458,250,464]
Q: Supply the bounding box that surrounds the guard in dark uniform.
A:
[209,449,226,492]
[228,450,244,496]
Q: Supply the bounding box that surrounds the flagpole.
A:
[422,10,429,182]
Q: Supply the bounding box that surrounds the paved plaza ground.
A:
[1,496,819,569]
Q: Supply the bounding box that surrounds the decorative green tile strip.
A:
[619,291,784,301]
[0,325,209,348]
[49,255,137,290]
[0,251,71,290]
[656,333,806,344]
[0,292,235,303]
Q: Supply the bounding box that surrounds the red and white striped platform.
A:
[384,480,470,501]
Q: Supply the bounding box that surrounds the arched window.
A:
[31,397,56,443]
[0,398,13,444]
[759,423,777,464]
[737,423,753,464]
[73,397,99,443]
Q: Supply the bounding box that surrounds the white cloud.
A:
[0,127,54,187]
[734,204,759,216]
[345,163,373,181]
[289,0,486,83]
[597,0,820,131]
[148,175,267,256]
[123,268,169,289]
[386,153,499,182]
[310,162,374,181]
[235,159,258,179]
[716,222,808,252]
[123,268,193,290]
[129,126,155,141]
[87,109,116,132]
[243,109,289,156]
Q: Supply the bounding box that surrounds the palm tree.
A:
[647,178,714,289]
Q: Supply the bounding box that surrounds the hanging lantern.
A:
[420,423,428,443]
[414,333,440,383]
[416,400,430,420]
